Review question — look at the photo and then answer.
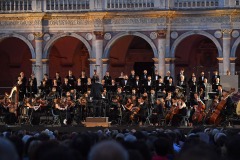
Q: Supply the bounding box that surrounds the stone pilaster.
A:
[222,29,231,75]
[34,32,44,86]
[93,31,104,80]
[230,57,237,75]
[165,58,175,79]
[157,30,167,78]
[217,57,223,75]
[102,59,109,76]
[42,59,49,77]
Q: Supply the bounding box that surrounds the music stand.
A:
[208,92,217,99]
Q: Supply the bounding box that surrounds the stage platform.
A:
[1,124,240,134]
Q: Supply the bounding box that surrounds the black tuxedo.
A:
[153,75,161,82]
[66,75,76,88]
[129,74,136,84]
[212,83,220,92]
[165,83,175,93]
[103,75,112,86]
[211,75,220,85]
[141,74,148,84]
[198,76,207,85]
[176,73,186,83]
[189,81,198,93]
[156,82,165,92]
[164,76,173,85]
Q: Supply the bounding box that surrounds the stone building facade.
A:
[0,0,240,93]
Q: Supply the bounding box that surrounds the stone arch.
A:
[231,36,240,57]
[170,30,222,58]
[43,32,92,59]
[0,33,35,58]
[103,31,158,58]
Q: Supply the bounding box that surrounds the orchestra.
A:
[0,69,237,127]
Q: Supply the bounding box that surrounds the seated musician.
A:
[190,92,205,126]
[177,75,187,95]
[221,90,234,117]
[151,98,165,126]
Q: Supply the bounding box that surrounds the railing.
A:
[45,0,90,11]
[174,0,219,9]
[105,0,155,10]
[0,0,32,12]
[0,0,240,13]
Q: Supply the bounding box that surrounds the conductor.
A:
[90,77,104,117]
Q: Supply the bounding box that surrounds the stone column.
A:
[157,30,166,78]
[89,59,96,77]
[217,57,223,75]
[170,58,175,81]
[102,59,109,76]
[230,57,237,75]
[93,31,104,80]
[34,32,44,86]
[165,58,171,75]
[42,59,49,77]
[222,29,231,75]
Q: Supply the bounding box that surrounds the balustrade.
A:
[46,0,89,11]
[106,0,154,9]
[174,0,219,8]
[0,0,32,12]
[0,0,240,13]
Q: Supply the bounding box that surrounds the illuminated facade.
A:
[0,0,240,93]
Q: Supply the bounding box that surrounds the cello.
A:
[209,88,235,125]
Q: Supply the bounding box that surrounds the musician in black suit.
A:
[141,70,148,85]
[176,68,186,84]
[211,70,220,85]
[120,75,132,93]
[61,78,70,96]
[133,75,142,93]
[90,77,104,117]
[198,71,207,85]
[103,71,112,86]
[27,73,38,98]
[164,71,173,85]
[153,70,161,83]
[144,75,154,93]
[212,78,220,92]
[66,70,76,89]
[54,72,62,87]
[156,77,165,93]
[129,69,136,84]
[177,75,187,95]
[19,72,27,97]
[165,77,175,93]
[189,76,198,101]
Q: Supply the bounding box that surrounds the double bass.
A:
[209,88,235,125]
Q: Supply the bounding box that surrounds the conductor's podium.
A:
[83,117,110,127]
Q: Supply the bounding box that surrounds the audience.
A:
[0,127,239,160]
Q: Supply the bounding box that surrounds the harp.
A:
[8,86,19,107]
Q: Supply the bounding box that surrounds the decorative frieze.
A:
[104,16,166,25]
[0,19,41,27]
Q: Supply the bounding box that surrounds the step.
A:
[86,117,109,123]
[83,122,111,127]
